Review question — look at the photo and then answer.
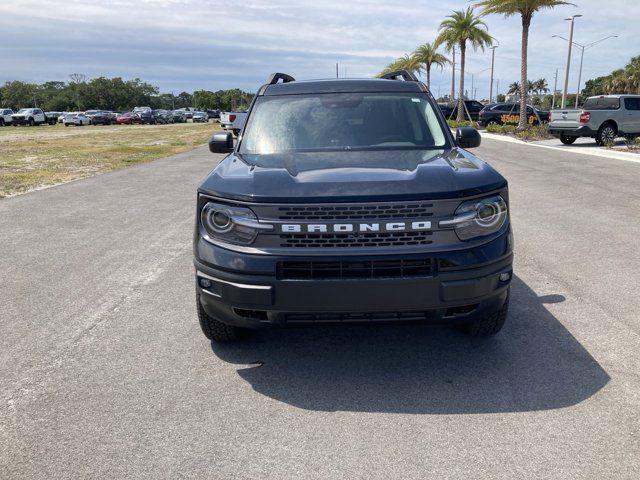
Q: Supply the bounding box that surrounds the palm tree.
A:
[435,7,493,122]
[475,0,574,130]
[508,82,520,95]
[413,43,450,91]
[378,54,421,78]
[534,78,549,94]
[399,54,422,75]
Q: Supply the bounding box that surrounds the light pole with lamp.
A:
[561,14,582,109]
[467,67,491,101]
[489,45,498,103]
[552,34,618,107]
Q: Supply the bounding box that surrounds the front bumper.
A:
[11,117,28,125]
[194,231,513,328]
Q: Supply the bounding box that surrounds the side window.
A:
[625,98,640,111]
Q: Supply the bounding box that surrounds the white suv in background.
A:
[1,108,14,126]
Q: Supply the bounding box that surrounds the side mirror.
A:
[456,126,481,149]
[209,131,234,153]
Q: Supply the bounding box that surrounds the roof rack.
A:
[266,72,295,85]
[380,70,418,82]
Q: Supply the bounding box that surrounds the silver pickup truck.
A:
[549,95,640,145]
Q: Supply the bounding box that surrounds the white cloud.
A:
[0,0,637,96]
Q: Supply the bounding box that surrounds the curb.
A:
[480,131,640,165]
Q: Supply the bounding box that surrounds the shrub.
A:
[486,124,516,135]
[485,123,551,141]
[447,120,478,129]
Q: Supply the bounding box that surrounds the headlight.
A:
[442,195,508,241]
[200,201,270,245]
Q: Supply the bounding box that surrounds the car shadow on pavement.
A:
[210,275,609,414]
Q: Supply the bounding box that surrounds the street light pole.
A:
[561,15,581,109]
[552,68,558,109]
[451,46,456,102]
[489,45,498,103]
[553,33,617,108]
[575,45,585,107]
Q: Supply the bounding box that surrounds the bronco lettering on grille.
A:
[280,221,432,233]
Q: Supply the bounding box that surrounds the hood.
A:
[198,148,507,203]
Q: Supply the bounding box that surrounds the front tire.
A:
[196,294,241,342]
[560,134,577,145]
[467,289,510,337]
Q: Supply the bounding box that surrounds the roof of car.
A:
[261,78,427,96]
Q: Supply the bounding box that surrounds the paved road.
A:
[1,139,639,479]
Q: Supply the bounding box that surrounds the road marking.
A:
[480,131,640,165]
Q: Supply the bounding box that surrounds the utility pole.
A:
[489,45,498,103]
[451,46,456,102]
[553,32,617,108]
[561,14,581,108]
[575,46,585,107]
[552,68,558,109]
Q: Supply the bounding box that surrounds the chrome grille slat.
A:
[277,202,435,221]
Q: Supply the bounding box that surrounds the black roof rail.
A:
[266,72,295,85]
[380,70,418,82]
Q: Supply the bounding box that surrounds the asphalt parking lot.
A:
[1,138,639,479]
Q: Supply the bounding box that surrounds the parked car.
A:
[136,110,154,124]
[85,110,112,125]
[206,109,220,120]
[219,110,247,136]
[43,112,61,125]
[133,106,152,114]
[63,112,90,126]
[478,103,549,127]
[57,112,67,123]
[196,70,512,342]
[11,108,47,126]
[549,95,640,145]
[152,109,173,124]
[192,111,208,123]
[1,108,14,126]
[439,100,486,121]
[172,110,187,123]
[116,112,142,125]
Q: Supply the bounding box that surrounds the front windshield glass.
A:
[17,109,30,114]
[239,93,447,154]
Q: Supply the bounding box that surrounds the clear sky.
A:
[1,0,637,98]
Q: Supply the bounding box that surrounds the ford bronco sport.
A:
[194,71,513,342]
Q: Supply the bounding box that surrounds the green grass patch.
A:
[0,122,220,198]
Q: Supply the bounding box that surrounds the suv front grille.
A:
[277,258,434,280]
[277,203,434,221]
[280,231,434,248]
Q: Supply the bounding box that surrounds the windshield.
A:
[239,93,447,154]
[17,109,31,114]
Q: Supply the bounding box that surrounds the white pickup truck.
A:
[549,95,640,145]
[219,111,247,136]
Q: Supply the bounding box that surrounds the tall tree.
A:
[508,82,520,95]
[413,43,450,91]
[435,7,492,122]
[475,0,573,129]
